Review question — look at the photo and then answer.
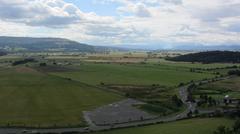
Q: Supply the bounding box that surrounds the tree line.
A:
[167,51,240,63]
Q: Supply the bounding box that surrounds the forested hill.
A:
[0,36,95,52]
[0,50,7,56]
[167,51,240,63]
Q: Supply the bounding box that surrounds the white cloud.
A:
[0,0,239,46]
[0,0,114,27]
[117,2,151,17]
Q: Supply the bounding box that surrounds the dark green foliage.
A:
[214,119,240,134]
[172,95,183,107]
[12,58,36,66]
[0,50,7,56]
[39,62,47,67]
[214,126,232,134]
[168,51,240,63]
[228,70,240,76]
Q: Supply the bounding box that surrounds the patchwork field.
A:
[50,63,216,87]
[0,67,122,127]
[94,118,234,134]
[194,77,240,100]
[0,52,238,129]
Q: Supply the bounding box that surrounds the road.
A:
[0,76,234,134]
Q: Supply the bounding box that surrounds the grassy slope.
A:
[51,63,215,87]
[196,77,240,99]
[95,118,234,134]
[0,67,122,127]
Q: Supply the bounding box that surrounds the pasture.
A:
[94,118,234,134]
[0,67,122,127]
[194,77,240,100]
[50,63,216,87]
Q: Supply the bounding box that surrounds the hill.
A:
[0,50,7,56]
[0,36,95,52]
[167,51,240,63]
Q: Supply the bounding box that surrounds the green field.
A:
[0,66,122,127]
[0,52,237,128]
[50,63,216,87]
[194,77,240,100]
[94,118,234,134]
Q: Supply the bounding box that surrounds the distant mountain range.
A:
[118,44,240,51]
[0,36,97,52]
[0,36,240,52]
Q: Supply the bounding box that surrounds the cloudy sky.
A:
[0,0,240,47]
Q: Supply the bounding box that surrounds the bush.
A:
[39,63,47,67]
[228,70,240,76]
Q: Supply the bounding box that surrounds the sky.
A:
[0,0,240,48]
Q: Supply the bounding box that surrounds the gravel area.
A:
[84,99,157,126]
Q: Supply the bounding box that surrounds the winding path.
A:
[0,76,233,134]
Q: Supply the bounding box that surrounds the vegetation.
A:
[12,58,36,66]
[0,50,239,129]
[106,85,183,115]
[214,119,240,134]
[168,51,240,63]
[194,77,240,100]
[0,67,122,127]
[0,36,95,52]
[191,77,240,110]
[228,70,240,76]
[50,63,216,87]
[94,118,234,134]
[0,50,7,56]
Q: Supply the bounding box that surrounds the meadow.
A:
[94,118,234,134]
[50,63,216,87]
[0,51,238,129]
[0,66,122,127]
[194,77,240,100]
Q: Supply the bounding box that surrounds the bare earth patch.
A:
[15,67,40,74]
[83,99,157,126]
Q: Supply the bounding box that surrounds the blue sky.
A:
[0,0,239,47]
[65,0,120,16]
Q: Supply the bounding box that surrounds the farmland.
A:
[50,63,216,87]
[94,118,234,134]
[193,77,240,100]
[0,66,122,127]
[0,51,239,131]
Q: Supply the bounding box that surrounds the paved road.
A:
[0,76,234,134]
[0,85,197,134]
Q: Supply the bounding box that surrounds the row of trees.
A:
[12,58,36,66]
[228,70,240,76]
[0,50,7,56]
[168,51,240,63]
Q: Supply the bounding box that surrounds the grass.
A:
[94,118,234,134]
[105,85,183,116]
[194,77,240,100]
[0,66,122,127]
[50,63,216,87]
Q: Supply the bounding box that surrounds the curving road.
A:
[0,76,233,134]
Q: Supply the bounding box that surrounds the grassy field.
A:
[94,118,234,134]
[50,63,216,87]
[0,52,238,128]
[194,77,240,100]
[0,66,122,127]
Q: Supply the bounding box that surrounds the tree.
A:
[172,95,183,107]
[214,119,240,134]
[233,119,240,133]
[39,63,47,67]
[187,111,192,118]
[214,126,231,134]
